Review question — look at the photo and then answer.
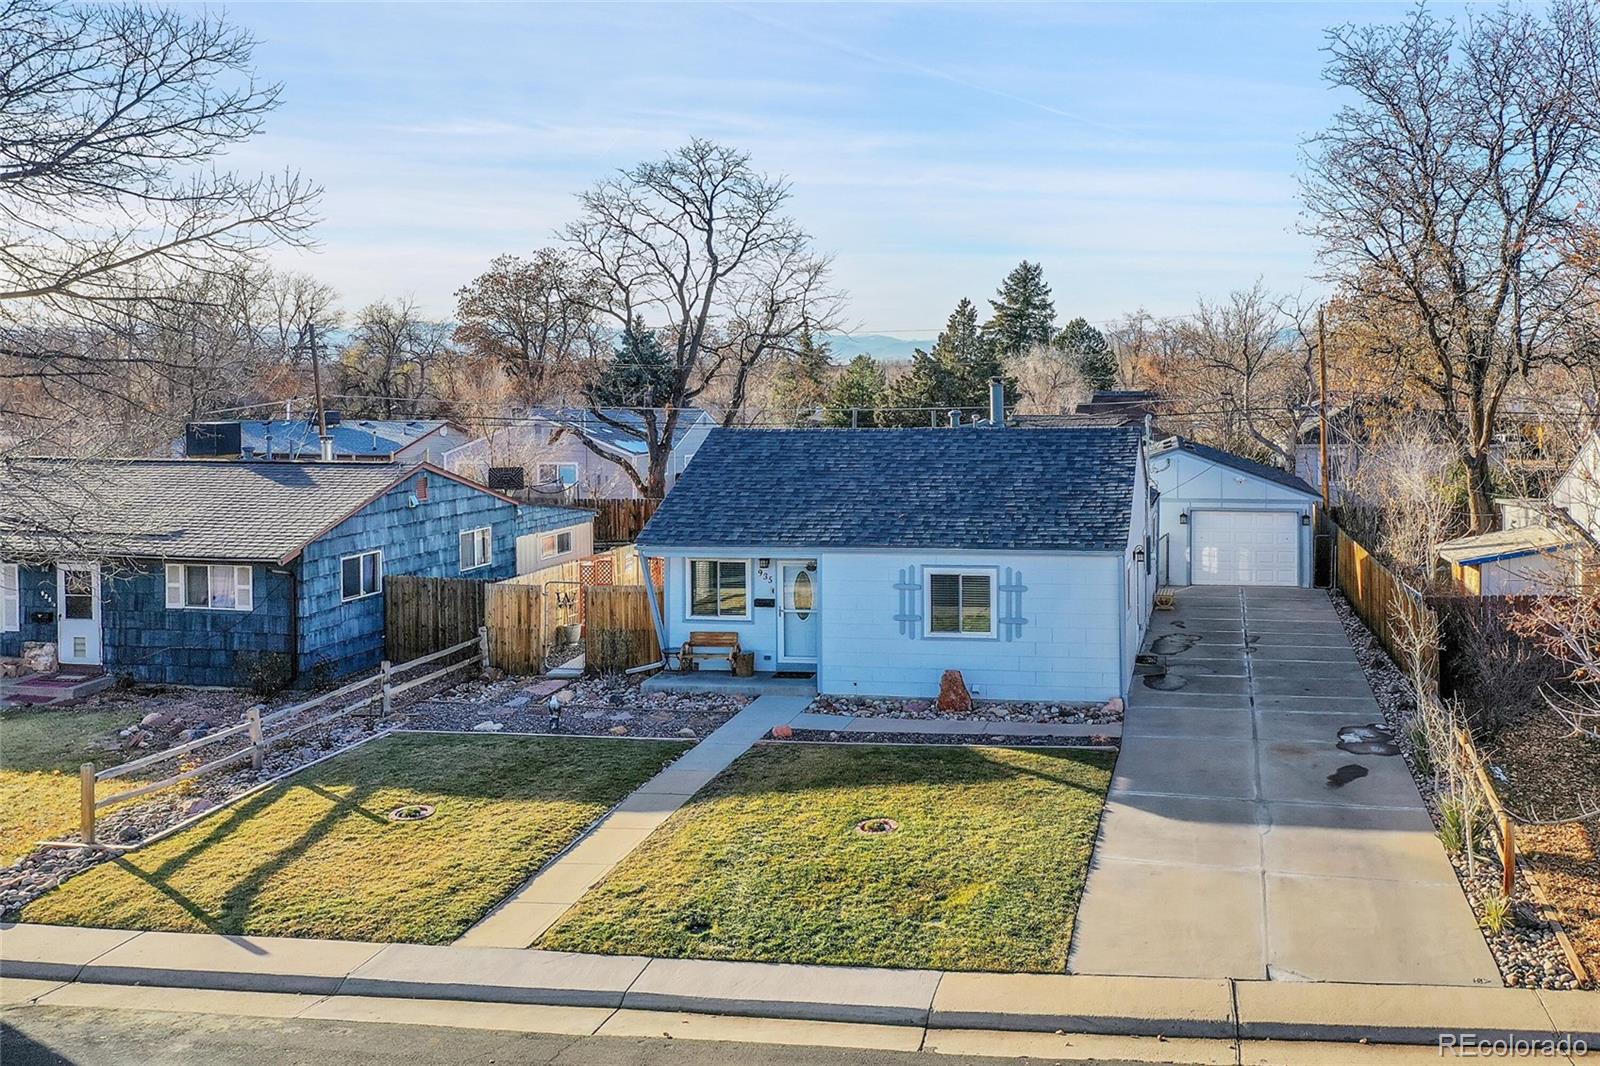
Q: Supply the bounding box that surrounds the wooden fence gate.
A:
[583,584,660,672]
[484,582,546,674]
[385,575,485,664]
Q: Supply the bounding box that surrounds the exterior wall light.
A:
[1179,512,1189,525]
[1301,514,1312,526]
[1132,546,1146,563]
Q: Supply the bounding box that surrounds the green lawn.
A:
[24,733,688,943]
[0,706,134,865]
[538,743,1114,973]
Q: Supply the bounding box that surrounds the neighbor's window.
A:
[341,551,383,601]
[459,527,493,571]
[688,559,749,619]
[540,530,574,556]
[537,462,579,487]
[926,569,995,637]
[166,564,253,611]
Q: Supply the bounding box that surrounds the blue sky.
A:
[226,2,1420,337]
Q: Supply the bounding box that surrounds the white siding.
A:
[1149,448,1316,587]
[1553,433,1600,541]
[515,521,595,575]
[1480,553,1571,596]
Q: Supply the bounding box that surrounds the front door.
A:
[777,561,819,664]
[56,562,102,667]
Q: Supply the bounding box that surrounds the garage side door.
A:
[1192,510,1301,586]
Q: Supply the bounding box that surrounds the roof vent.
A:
[988,377,1005,427]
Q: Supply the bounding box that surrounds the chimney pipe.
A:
[988,377,1005,427]
[320,434,335,461]
[948,409,961,429]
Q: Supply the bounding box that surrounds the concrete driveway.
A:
[1068,586,1500,986]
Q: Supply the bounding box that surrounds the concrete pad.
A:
[1235,979,1553,1044]
[80,930,385,995]
[598,1008,925,1051]
[1249,660,1366,681]
[632,766,725,796]
[454,901,572,948]
[1248,631,1355,648]
[1123,706,1253,739]
[925,1028,1237,1064]
[1265,872,1501,985]
[928,972,1235,1038]
[1094,796,1264,868]
[1069,859,1266,979]
[668,742,756,772]
[0,977,64,1006]
[1253,694,1380,714]
[1261,803,1455,883]
[1246,645,1361,663]
[1146,673,1251,696]
[1537,988,1600,1043]
[37,981,318,1018]
[302,993,611,1035]
[622,957,940,1025]
[1252,675,1376,699]
[599,807,677,831]
[1257,741,1423,808]
[341,944,649,1007]
[1128,690,1253,711]
[560,825,659,866]
[1112,736,1257,800]
[787,713,852,731]
[1161,656,1248,676]
[0,923,142,982]
[1253,711,1382,743]
[610,790,691,816]
[508,861,614,905]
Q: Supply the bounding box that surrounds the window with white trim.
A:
[1,562,19,632]
[341,551,383,601]
[540,530,574,556]
[925,569,995,637]
[688,559,749,619]
[459,527,493,571]
[165,564,254,611]
[537,462,578,487]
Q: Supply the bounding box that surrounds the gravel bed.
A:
[1328,589,1587,990]
[808,694,1121,725]
[769,728,1119,748]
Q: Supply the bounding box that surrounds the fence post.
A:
[247,706,264,771]
[79,763,95,845]
[380,659,393,718]
[478,625,490,671]
[1500,814,1516,897]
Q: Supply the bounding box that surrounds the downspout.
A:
[286,563,302,685]
[640,553,669,660]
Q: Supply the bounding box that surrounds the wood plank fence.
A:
[484,581,547,673]
[584,585,660,672]
[1334,524,1440,690]
[575,497,661,544]
[385,575,484,664]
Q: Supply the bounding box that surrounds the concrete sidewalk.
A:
[1069,586,1499,986]
[2,923,1595,1048]
[457,693,810,948]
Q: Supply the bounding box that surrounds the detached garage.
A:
[1147,438,1320,587]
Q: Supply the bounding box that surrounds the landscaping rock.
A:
[608,724,629,735]
[937,671,974,714]
[140,712,173,728]
[471,721,504,732]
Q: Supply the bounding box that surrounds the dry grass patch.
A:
[0,706,134,865]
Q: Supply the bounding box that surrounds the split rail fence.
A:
[74,633,487,847]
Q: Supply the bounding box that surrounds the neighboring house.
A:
[1435,528,1575,595]
[445,408,714,500]
[183,417,474,464]
[0,459,589,686]
[636,427,1155,702]
[1551,430,1600,542]
[1148,438,1320,587]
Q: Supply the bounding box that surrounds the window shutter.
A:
[1,563,18,632]
[165,564,183,608]
[459,531,472,569]
[234,566,254,610]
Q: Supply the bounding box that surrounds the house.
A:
[183,416,474,464]
[444,408,713,500]
[635,426,1155,702]
[1551,430,1600,542]
[1435,527,1576,595]
[0,459,590,686]
[1147,438,1320,587]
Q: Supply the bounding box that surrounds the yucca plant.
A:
[1480,892,1513,935]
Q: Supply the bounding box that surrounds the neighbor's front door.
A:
[56,562,102,667]
[778,561,819,664]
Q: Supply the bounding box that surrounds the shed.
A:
[1435,527,1574,596]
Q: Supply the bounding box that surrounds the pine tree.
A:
[1054,317,1117,391]
[883,298,1017,425]
[983,261,1056,358]
[590,317,674,408]
[824,354,887,427]
[768,328,833,425]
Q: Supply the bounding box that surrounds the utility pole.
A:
[1318,305,1330,511]
[301,311,333,461]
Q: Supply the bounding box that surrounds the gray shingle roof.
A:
[1012,412,1137,428]
[1152,438,1319,497]
[639,428,1141,552]
[1,458,419,562]
[233,418,450,459]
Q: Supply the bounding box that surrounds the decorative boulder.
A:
[771,724,794,739]
[937,670,974,714]
[21,641,57,675]
[1102,697,1124,716]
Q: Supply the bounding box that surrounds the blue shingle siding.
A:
[296,472,522,678]
[102,563,293,686]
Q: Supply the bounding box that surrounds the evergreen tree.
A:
[983,261,1056,357]
[883,298,1017,426]
[1054,317,1117,391]
[824,354,887,427]
[768,328,833,425]
[589,317,674,408]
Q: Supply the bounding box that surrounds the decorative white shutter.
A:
[1,563,18,632]
[234,566,254,610]
[165,564,183,608]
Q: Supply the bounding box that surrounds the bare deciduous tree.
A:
[453,251,602,404]
[336,299,452,419]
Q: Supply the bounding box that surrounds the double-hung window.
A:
[166,564,254,611]
[537,462,578,487]
[540,530,574,556]
[688,559,749,619]
[925,569,995,637]
[459,527,493,571]
[341,551,383,601]
[1,562,19,632]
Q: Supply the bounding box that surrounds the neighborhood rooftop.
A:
[0,458,541,563]
[233,418,452,458]
[639,426,1143,553]
[523,407,707,455]
[1435,525,1574,566]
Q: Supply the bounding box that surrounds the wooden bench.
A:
[679,631,742,672]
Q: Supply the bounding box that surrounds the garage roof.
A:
[1150,438,1319,498]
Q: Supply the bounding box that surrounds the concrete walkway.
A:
[458,693,809,949]
[1068,585,1500,986]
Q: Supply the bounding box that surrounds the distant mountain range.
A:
[818,333,933,363]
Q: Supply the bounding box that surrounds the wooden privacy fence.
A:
[71,634,487,847]
[385,575,485,664]
[484,581,547,673]
[584,584,660,672]
[575,497,660,543]
[1334,524,1440,690]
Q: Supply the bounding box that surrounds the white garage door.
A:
[1192,510,1301,586]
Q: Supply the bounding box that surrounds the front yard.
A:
[538,743,1113,972]
[0,706,132,865]
[23,733,687,943]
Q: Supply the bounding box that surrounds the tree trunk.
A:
[1463,449,1495,534]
